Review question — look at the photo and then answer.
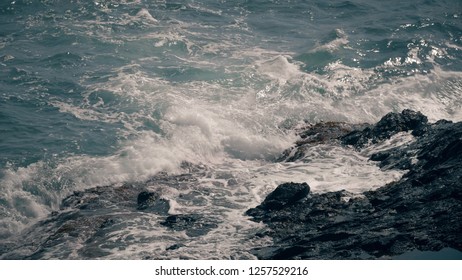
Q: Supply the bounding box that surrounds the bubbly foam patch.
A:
[257,55,303,84]
[253,53,462,123]
[0,162,59,238]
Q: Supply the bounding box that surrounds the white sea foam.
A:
[257,55,303,84]
[360,132,416,157]
[252,52,462,123]
[312,28,350,53]
[135,8,158,24]
[188,2,223,16]
[0,162,60,238]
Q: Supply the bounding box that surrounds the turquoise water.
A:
[0,0,461,258]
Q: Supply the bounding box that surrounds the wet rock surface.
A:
[341,109,429,148]
[247,110,462,259]
[247,182,310,213]
[0,171,223,259]
[278,122,367,162]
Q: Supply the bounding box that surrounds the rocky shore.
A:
[247,110,462,259]
[1,110,461,259]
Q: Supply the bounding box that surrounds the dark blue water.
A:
[0,0,461,258]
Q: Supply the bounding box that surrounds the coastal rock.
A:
[297,122,365,145]
[278,122,367,162]
[247,110,462,259]
[252,182,310,212]
[341,109,428,148]
[2,110,460,260]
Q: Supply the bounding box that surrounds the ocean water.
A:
[0,0,461,259]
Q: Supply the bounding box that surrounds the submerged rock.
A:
[247,110,462,259]
[160,214,218,237]
[137,191,170,214]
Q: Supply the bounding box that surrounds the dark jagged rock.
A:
[279,109,428,163]
[341,109,428,148]
[160,214,218,237]
[278,122,367,162]
[247,110,462,259]
[297,122,366,145]
[247,182,310,213]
